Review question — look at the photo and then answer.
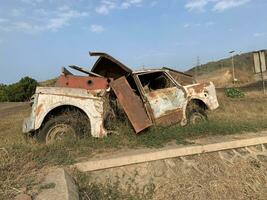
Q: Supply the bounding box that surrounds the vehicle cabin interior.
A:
[137,72,176,93]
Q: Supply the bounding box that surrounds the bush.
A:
[0,77,38,102]
[0,84,8,102]
[225,88,245,98]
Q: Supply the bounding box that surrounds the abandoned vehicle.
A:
[22,52,219,144]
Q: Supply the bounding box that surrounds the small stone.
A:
[249,145,263,152]
[219,151,234,161]
[235,148,250,156]
[257,155,267,162]
[19,187,27,193]
[14,194,32,200]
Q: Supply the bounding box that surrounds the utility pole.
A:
[229,50,236,85]
[195,56,200,78]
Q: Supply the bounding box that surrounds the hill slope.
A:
[187,50,266,87]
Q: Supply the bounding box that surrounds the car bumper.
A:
[22,117,35,133]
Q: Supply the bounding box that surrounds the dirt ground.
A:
[0,102,28,118]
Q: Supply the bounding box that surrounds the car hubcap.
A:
[46,124,75,144]
[191,113,204,124]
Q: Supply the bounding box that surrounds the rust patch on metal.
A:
[55,75,110,90]
[155,109,183,126]
[145,87,187,120]
[35,104,43,116]
[190,83,208,93]
[111,77,152,133]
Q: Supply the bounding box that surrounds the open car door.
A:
[110,77,152,133]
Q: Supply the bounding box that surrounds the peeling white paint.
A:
[23,87,107,138]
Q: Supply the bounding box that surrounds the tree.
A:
[0,84,8,102]
[0,77,38,102]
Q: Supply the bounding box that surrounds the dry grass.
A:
[76,147,267,200]
[213,91,267,121]
[0,91,267,199]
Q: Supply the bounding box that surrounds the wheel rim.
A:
[46,123,76,144]
[190,112,205,124]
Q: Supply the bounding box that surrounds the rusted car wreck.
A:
[23,52,219,143]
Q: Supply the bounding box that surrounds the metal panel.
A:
[110,77,152,133]
[55,75,110,90]
[254,51,267,73]
[260,51,267,72]
[254,52,261,73]
[24,87,107,137]
[155,109,183,126]
[90,52,132,79]
[145,87,186,119]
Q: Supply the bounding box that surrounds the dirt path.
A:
[0,102,29,118]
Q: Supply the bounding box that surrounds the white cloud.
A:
[206,21,215,26]
[34,8,49,16]
[90,24,105,33]
[121,2,131,9]
[96,0,116,15]
[185,0,209,12]
[150,1,158,7]
[42,9,89,32]
[184,23,190,28]
[13,21,37,33]
[21,0,44,5]
[213,0,250,12]
[0,26,11,32]
[96,0,143,15]
[11,8,25,17]
[0,7,89,34]
[253,32,266,37]
[58,5,70,11]
[121,0,143,9]
[183,21,215,28]
[0,18,8,23]
[185,0,251,12]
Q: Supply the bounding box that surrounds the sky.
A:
[0,0,267,84]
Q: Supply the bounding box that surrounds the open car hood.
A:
[90,52,132,79]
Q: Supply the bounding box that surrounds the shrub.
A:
[0,84,8,102]
[0,77,38,102]
[225,88,245,98]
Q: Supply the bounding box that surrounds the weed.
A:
[74,171,155,200]
[225,88,245,98]
[39,182,56,190]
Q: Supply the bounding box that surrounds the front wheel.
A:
[187,105,207,125]
[37,113,90,144]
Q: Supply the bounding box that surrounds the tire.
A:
[187,105,208,125]
[36,112,90,144]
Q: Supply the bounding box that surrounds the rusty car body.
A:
[22,52,219,143]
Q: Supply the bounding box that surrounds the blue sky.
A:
[0,0,267,83]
